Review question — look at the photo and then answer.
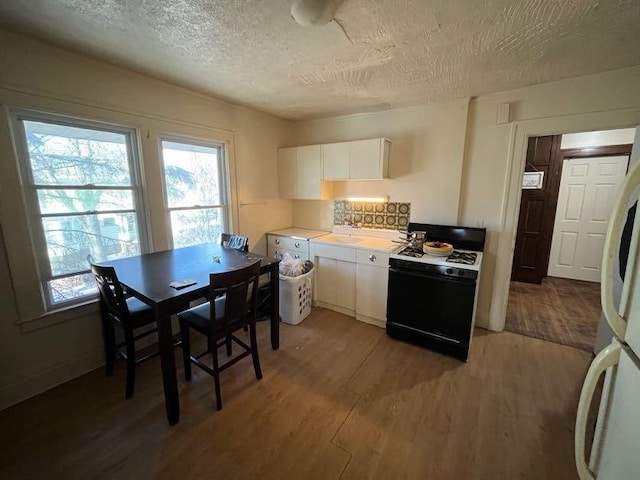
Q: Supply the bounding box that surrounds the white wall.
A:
[289,100,470,225]
[288,66,640,331]
[460,67,640,331]
[0,29,292,409]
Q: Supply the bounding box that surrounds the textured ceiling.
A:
[1,0,640,120]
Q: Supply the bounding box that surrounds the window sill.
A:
[17,299,100,333]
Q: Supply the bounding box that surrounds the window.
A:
[12,114,148,309]
[160,138,229,248]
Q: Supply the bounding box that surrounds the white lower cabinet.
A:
[267,234,310,260]
[315,257,356,313]
[355,249,389,327]
[312,243,389,327]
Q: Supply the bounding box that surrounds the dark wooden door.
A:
[511,135,562,284]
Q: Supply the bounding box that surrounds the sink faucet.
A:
[343,219,361,228]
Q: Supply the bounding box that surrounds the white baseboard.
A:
[355,313,385,329]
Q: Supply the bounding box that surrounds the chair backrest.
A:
[209,259,261,331]
[87,255,130,321]
[220,233,249,252]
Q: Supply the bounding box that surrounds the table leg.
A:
[270,263,280,350]
[156,306,180,425]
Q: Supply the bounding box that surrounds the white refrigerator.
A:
[574,159,640,479]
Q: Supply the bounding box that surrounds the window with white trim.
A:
[12,113,148,309]
[160,138,229,248]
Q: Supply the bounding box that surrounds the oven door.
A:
[386,267,476,346]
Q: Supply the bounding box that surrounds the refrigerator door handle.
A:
[575,341,622,480]
[601,161,640,339]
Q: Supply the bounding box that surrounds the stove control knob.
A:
[446,268,453,275]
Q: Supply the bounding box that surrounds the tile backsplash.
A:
[333,201,410,230]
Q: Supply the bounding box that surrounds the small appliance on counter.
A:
[386,222,486,361]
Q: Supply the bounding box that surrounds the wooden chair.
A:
[178,259,262,410]
[220,233,272,320]
[87,255,179,399]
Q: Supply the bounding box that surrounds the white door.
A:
[548,155,629,282]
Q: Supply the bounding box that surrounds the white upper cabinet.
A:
[322,142,350,180]
[322,137,391,180]
[278,145,333,200]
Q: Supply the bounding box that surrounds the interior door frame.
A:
[488,109,640,332]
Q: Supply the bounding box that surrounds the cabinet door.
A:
[315,257,336,305]
[322,142,350,180]
[349,138,382,180]
[297,145,322,199]
[278,147,298,198]
[335,260,356,310]
[356,263,388,320]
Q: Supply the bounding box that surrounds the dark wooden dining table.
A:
[104,243,280,425]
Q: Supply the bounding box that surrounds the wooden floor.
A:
[0,308,592,480]
[505,276,601,352]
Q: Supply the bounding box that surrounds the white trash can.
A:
[279,267,314,325]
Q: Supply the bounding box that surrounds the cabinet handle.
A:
[275,239,280,245]
[369,254,377,262]
[295,242,300,248]
[295,254,300,259]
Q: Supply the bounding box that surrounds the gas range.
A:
[386,222,487,361]
[391,246,482,272]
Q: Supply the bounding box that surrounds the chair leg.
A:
[211,343,223,411]
[101,314,116,377]
[226,335,232,357]
[249,321,263,380]
[179,319,192,382]
[124,329,136,399]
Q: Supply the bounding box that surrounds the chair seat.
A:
[178,297,227,334]
[126,296,154,317]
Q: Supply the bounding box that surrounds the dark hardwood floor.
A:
[505,276,601,351]
[0,308,591,479]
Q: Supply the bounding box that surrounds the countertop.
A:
[310,228,402,253]
[267,227,330,240]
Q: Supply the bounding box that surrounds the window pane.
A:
[48,273,96,305]
[37,189,134,214]
[23,120,132,186]
[43,213,141,276]
[161,140,222,208]
[170,208,224,249]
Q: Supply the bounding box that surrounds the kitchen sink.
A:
[323,235,362,244]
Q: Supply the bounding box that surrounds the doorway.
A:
[505,129,634,351]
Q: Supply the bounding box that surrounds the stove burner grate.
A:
[447,251,477,265]
[397,246,424,258]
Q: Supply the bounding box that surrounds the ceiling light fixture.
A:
[346,196,388,204]
[290,0,344,26]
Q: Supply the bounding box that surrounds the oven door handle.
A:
[389,267,475,284]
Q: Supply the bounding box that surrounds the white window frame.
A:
[158,134,231,248]
[10,109,150,311]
